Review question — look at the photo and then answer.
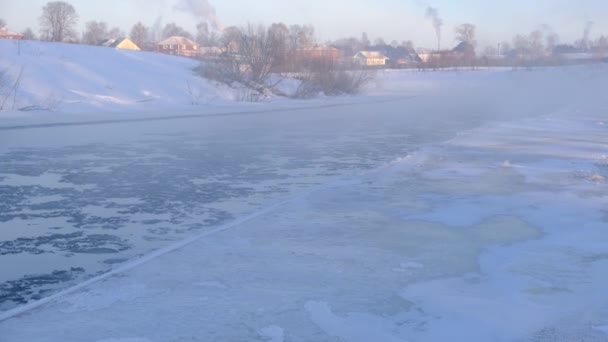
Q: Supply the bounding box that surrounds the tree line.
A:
[2,1,608,68]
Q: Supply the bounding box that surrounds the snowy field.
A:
[1,41,608,341]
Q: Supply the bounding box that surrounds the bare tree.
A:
[455,23,477,46]
[82,21,108,45]
[238,24,277,86]
[201,23,375,99]
[482,45,498,57]
[0,66,24,111]
[21,28,37,40]
[221,26,241,52]
[289,25,315,51]
[512,34,531,56]
[500,41,511,56]
[162,23,192,39]
[39,1,78,42]
[374,38,387,47]
[203,24,284,91]
[401,40,414,51]
[293,57,375,98]
[545,32,559,54]
[108,27,124,38]
[268,23,289,69]
[195,22,209,46]
[595,35,608,55]
[207,31,219,47]
[529,30,545,59]
[331,37,364,57]
[0,18,6,28]
[130,22,148,48]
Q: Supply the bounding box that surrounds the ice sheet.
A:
[1,59,608,340]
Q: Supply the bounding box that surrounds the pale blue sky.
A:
[0,0,606,48]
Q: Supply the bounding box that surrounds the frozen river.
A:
[0,91,503,310]
[1,68,608,341]
[0,95,479,309]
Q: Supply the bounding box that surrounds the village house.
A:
[353,51,389,66]
[101,38,141,51]
[297,46,342,60]
[550,45,606,63]
[157,36,199,58]
[381,46,422,67]
[419,42,476,66]
[0,27,24,40]
[199,46,223,58]
[288,46,344,69]
[418,51,440,63]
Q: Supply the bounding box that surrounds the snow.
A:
[0,172,94,190]
[2,41,608,341]
[0,39,235,114]
[94,339,152,342]
[259,325,285,342]
[596,326,608,335]
[305,301,406,342]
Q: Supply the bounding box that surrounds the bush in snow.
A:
[291,57,375,98]
[0,66,24,111]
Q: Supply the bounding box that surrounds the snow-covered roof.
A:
[106,38,138,49]
[0,27,23,38]
[100,38,117,47]
[557,52,596,60]
[355,51,389,59]
[158,36,197,46]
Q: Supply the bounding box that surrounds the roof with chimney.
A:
[453,42,475,54]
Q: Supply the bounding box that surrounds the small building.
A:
[419,43,475,66]
[0,27,24,40]
[101,38,141,51]
[199,46,223,58]
[157,36,199,58]
[552,45,601,63]
[353,51,389,66]
[289,46,344,69]
[556,52,597,62]
[298,46,343,60]
[418,52,441,63]
[452,42,476,59]
[383,47,421,67]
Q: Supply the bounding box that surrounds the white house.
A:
[353,51,389,66]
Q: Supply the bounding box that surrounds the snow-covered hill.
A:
[0,39,235,113]
[3,39,608,119]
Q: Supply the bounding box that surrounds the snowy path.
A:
[1,67,608,341]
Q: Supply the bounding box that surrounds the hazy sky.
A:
[1,0,606,48]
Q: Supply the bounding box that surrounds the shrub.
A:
[292,58,375,98]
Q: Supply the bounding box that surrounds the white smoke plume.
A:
[583,21,594,43]
[425,6,443,50]
[174,0,223,31]
[150,16,164,42]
